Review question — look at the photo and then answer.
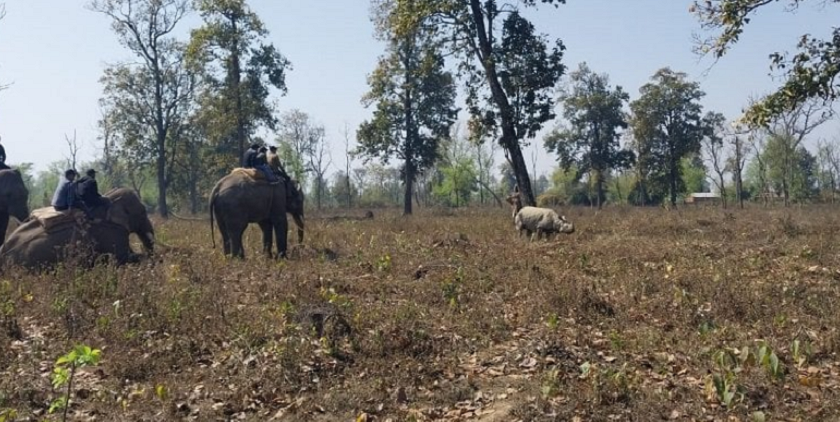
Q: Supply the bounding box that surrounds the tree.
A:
[472,134,496,205]
[701,112,728,207]
[692,0,840,127]
[187,0,290,165]
[681,153,709,194]
[761,133,818,203]
[816,138,840,203]
[90,0,192,218]
[64,130,83,171]
[545,63,634,208]
[276,109,321,186]
[341,123,354,208]
[727,131,751,208]
[357,0,458,215]
[629,68,707,207]
[307,126,331,211]
[433,135,478,207]
[391,0,566,206]
[761,98,832,206]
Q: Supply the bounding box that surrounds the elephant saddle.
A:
[30,207,87,232]
[231,167,266,181]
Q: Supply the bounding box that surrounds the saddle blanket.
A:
[30,207,86,232]
[231,167,266,181]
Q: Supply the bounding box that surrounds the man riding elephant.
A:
[76,169,110,219]
[210,170,304,260]
[1,188,154,270]
[51,169,81,212]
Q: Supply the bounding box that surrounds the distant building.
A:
[685,192,721,205]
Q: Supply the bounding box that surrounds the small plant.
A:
[0,408,18,422]
[791,338,812,368]
[540,368,561,399]
[755,340,784,380]
[375,253,392,272]
[708,372,743,408]
[155,384,168,402]
[545,313,559,330]
[50,345,102,421]
[441,267,464,308]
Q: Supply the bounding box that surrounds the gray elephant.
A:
[209,170,305,259]
[0,169,30,248]
[0,188,154,270]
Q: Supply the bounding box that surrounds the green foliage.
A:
[692,0,840,127]
[681,153,709,194]
[746,133,819,202]
[391,0,567,205]
[50,345,102,420]
[91,0,194,217]
[187,0,290,164]
[629,68,708,206]
[357,0,457,214]
[545,63,634,207]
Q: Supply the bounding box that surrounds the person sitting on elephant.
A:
[242,143,260,168]
[51,169,80,212]
[76,169,111,219]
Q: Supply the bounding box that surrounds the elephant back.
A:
[230,167,270,182]
[29,207,87,233]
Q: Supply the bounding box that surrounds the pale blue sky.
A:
[0,1,837,177]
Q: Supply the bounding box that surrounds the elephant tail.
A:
[209,183,219,249]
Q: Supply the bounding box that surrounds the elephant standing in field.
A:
[0,188,154,270]
[209,169,305,259]
[0,169,30,248]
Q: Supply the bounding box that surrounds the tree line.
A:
[5,0,839,214]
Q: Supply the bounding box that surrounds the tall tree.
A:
[357,0,458,215]
[391,0,566,206]
[90,0,192,218]
[692,0,840,127]
[629,68,707,207]
[727,132,751,209]
[307,126,331,211]
[762,98,832,206]
[276,109,321,186]
[187,0,290,165]
[545,63,634,208]
[701,111,729,207]
[816,138,840,203]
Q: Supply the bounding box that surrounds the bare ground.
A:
[2,205,840,421]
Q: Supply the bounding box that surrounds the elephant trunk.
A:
[140,230,155,254]
[292,213,305,244]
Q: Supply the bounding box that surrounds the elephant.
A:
[0,169,30,248]
[0,188,154,270]
[209,170,305,259]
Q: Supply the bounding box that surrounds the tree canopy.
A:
[692,0,840,127]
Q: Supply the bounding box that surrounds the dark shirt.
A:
[255,152,267,166]
[51,178,77,209]
[76,176,104,206]
[0,143,5,164]
[242,149,258,168]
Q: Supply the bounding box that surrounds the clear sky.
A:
[0,0,837,178]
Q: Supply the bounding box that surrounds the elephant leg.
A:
[228,224,247,259]
[258,221,273,257]
[216,217,232,256]
[0,214,8,248]
[274,216,289,259]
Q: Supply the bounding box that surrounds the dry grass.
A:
[2,205,840,421]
